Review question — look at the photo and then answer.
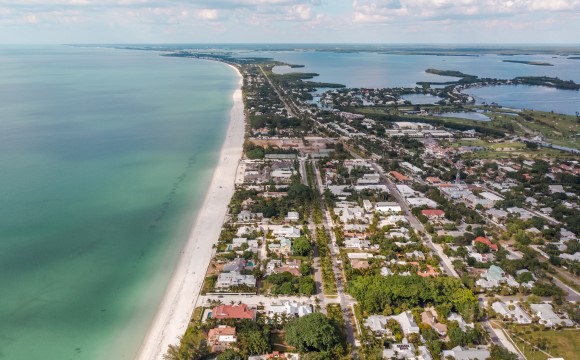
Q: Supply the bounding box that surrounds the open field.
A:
[508,326,580,360]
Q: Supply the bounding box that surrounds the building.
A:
[476,265,511,289]
[222,258,248,272]
[396,184,416,198]
[389,171,411,183]
[406,197,438,208]
[366,311,420,337]
[421,209,445,220]
[271,226,301,238]
[447,313,474,332]
[211,304,256,320]
[473,237,499,251]
[286,212,300,222]
[492,301,532,324]
[441,346,490,360]
[269,301,313,318]
[216,271,256,289]
[344,237,371,250]
[530,303,574,327]
[207,325,237,352]
[375,202,402,213]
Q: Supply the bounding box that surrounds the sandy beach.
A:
[136,64,244,360]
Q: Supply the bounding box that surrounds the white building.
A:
[269,301,313,318]
[216,271,256,289]
[396,184,416,198]
[492,301,532,324]
[442,346,490,360]
[530,303,574,327]
[407,197,438,208]
[375,202,402,213]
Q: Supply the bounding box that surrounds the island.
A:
[502,60,554,66]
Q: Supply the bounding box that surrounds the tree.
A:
[216,349,242,360]
[489,344,518,360]
[293,236,312,256]
[164,328,209,360]
[284,313,340,353]
[299,276,316,295]
[300,261,312,276]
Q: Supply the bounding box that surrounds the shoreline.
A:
[135,64,244,360]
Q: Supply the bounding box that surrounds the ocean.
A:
[0,46,238,360]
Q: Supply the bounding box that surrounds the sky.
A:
[0,0,579,44]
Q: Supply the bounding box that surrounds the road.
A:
[371,162,459,278]
[312,160,359,353]
[258,65,300,119]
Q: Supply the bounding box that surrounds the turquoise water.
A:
[263,51,580,114]
[0,46,237,359]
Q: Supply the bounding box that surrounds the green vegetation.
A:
[509,326,580,360]
[503,60,553,66]
[284,313,341,354]
[164,325,209,360]
[349,275,479,322]
[426,68,478,79]
[316,227,337,294]
[514,76,580,90]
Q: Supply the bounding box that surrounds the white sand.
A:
[136,64,244,360]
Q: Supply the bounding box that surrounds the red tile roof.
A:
[426,176,442,184]
[421,209,445,218]
[389,171,410,182]
[474,236,498,251]
[211,304,256,320]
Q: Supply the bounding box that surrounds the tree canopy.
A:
[284,313,341,353]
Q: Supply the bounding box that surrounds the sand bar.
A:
[136,64,244,360]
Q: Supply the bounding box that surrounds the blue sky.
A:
[1,0,579,44]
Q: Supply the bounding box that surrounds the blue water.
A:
[0,46,237,360]
[467,85,580,116]
[263,51,580,114]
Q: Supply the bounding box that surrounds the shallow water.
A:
[0,46,237,360]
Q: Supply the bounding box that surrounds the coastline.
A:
[136,64,244,360]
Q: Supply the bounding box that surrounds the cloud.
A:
[352,0,580,23]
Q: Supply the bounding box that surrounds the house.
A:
[441,346,490,360]
[269,301,313,318]
[426,176,442,184]
[487,209,508,222]
[421,310,447,336]
[334,204,368,223]
[382,340,432,360]
[363,199,373,212]
[216,271,256,289]
[492,301,532,324]
[473,237,498,251]
[222,258,247,272]
[344,237,371,250]
[207,325,237,352]
[286,212,300,222]
[405,250,425,260]
[366,311,420,337]
[271,259,302,277]
[357,173,381,185]
[530,303,574,327]
[375,202,402,213]
[447,313,474,332]
[389,171,411,183]
[476,265,510,289]
[211,304,256,320]
[272,226,301,238]
[421,209,445,220]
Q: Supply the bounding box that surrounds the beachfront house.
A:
[207,325,237,352]
[211,304,256,320]
[215,271,256,290]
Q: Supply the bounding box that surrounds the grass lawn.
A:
[509,327,580,360]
